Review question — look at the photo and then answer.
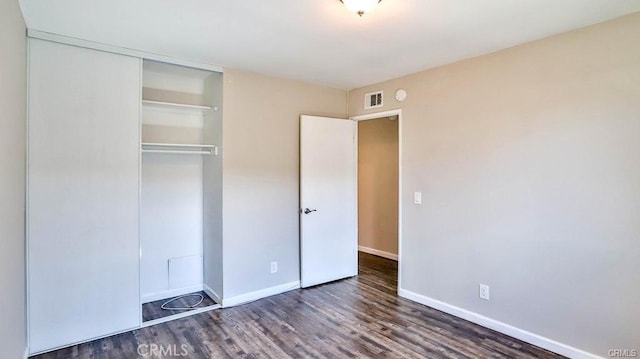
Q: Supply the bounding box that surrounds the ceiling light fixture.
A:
[339,0,382,17]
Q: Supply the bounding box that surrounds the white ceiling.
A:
[19,0,640,89]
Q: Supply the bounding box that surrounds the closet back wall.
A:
[140,64,212,302]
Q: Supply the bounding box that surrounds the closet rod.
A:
[142,100,212,110]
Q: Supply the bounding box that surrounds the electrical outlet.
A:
[479,284,490,300]
[270,261,278,274]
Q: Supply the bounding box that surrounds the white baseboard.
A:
[358,246,398,261]
[222,281,300,308]
[141,284,204,304]
[203,284,222,304]
[398,289,602,359]
[24,347,29,359]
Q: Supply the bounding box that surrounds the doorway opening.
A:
[299,110,401,290]
[353,110,402,289]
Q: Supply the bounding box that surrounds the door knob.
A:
[303,208,317,214]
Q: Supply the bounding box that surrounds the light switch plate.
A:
[414,192,422,205]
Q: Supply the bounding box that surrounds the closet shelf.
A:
[142,142,215,148]
[141,142,217,155]
[142,100,212,111]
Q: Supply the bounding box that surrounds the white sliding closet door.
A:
[28,39,141,353]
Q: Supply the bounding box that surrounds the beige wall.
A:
[0,0,27,357]
[222,68,347,299]
[358,118,398,256]
[349,12,640,357]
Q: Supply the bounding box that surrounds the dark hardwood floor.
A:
[33,253,564,358]
[143,291,218,322]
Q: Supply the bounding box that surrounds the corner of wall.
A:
[0,0,28,357]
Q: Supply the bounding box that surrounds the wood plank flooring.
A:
[143,291,218,322]
[32,253,565,358]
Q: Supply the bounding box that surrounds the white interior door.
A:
[300,115,357,288]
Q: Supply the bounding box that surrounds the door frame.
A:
[350,109,403,293]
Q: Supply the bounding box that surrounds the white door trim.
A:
[350,109,403,292]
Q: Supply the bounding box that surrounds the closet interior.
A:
[140,60,223,323]
[27,38,224,355]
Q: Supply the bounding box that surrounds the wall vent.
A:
[364,90,383,109]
